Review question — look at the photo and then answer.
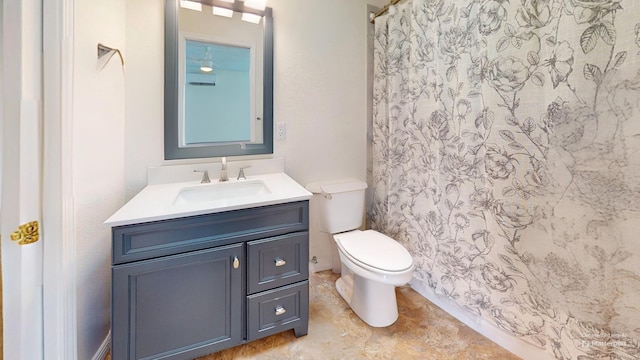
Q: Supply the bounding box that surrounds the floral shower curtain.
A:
[370,0,640,358]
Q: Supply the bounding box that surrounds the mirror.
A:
[165,0,273,160]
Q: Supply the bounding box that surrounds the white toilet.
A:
[306,179,414,327]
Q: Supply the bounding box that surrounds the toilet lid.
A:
[334,230,413,272]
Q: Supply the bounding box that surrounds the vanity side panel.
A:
[112,201,309,264]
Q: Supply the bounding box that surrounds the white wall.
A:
[125,0,165,200]
[269,0,385,185]
[125,0,387,199]
[73,1,126,358]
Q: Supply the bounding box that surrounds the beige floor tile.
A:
[195,271,521,360]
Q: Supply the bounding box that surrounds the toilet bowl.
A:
[334,229,414,327]
[306,179,414,327]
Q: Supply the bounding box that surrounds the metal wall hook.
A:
[97,43,124,68]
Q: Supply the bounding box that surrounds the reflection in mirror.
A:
[182,40,254,145]
[165,0,273,160]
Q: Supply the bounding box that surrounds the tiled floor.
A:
[106,270,521,359]
[194,271,522,360]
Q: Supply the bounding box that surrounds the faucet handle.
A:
[194,169,211,183]
[237,166,251,180]
[219,157,229,182]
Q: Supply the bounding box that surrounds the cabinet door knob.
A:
[274,258,286,267]
[233,256,239,269]
[274,305,286,316]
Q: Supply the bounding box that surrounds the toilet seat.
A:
[334,230,413,273]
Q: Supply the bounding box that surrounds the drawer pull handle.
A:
[233,256,239,269]
[274,305,286,316]
[274,258,286,267]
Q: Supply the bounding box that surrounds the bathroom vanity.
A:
[106,172,311,359]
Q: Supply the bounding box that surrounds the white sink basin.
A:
[174,179,271,205]
[105,173,312,227]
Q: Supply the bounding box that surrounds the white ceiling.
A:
[185,39,251,74]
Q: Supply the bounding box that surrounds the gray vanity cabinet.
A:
[111,201,309,360]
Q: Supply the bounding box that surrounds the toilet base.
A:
[335,269,399,327]
[335,275,353,303]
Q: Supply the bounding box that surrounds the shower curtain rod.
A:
[370,0,403,23]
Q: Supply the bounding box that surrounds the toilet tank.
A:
[306,179,368,233]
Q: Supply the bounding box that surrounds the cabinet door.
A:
[112,244,243,360]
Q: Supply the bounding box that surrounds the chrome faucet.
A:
[219,157,229,182]
[194,170,211,184]
[237,166,251,180]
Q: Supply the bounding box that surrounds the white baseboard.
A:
[410,280,552,360]
[92,331,111,360]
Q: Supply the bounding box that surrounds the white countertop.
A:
[105,172,312,227]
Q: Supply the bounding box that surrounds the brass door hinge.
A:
[10,221,40,245]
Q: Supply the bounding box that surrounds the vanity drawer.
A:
[247,281,309,341]
[112,201,308,264]
[247,232,309,294]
